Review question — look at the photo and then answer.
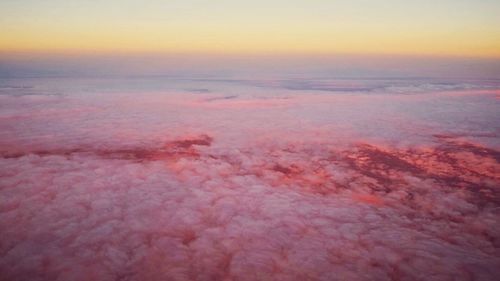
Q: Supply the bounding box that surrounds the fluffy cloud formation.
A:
[0,78,499,281]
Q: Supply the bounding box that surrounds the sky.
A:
[1,0,500,57]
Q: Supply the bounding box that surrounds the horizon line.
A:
[1,49,500,60]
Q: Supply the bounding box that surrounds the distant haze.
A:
[1,53,500,79]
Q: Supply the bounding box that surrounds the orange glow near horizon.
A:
[1,0,500,58]
[1,29,499,58]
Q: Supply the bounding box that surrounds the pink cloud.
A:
[1,84,499,280]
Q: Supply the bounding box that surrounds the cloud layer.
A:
[0,77,499,281]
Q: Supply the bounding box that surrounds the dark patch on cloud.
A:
[203,96,238,102]
[0,135,213,162]
[186,88,211,93]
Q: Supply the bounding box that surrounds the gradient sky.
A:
[1,0,500,57]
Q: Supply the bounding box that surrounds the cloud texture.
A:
[0,77,499,281]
